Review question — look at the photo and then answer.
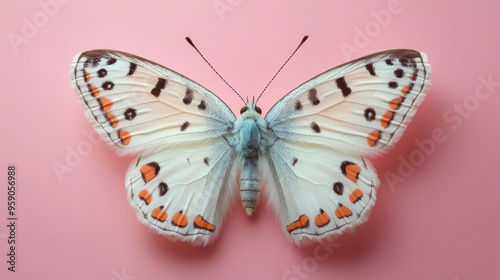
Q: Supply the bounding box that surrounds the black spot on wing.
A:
[97,68,107,78]
[335,77,352,97]
[183,88,194,105]
[124,108,137,121]
[394,68,404,78]
[127,63,137,76]
[158,182,169,196]
[333,182,344,195]
[388,81,398,89]
[295,100,303,111]
[106,57,117,65]
[308,88,320,105]
[310,122,321,133]
[102,81,114,91]
[180,121,190,131]
[364,108,376,121]
[365,63,376,76]
[198,100,206,110]
[151,78,167,97]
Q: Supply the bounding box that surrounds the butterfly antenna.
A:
[185,37,245,103]
[256,35,309,103]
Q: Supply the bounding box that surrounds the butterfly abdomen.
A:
[238,119,262,216]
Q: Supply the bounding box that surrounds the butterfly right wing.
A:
[265,49,431,156]
[262,50,431,245]
[262,139,378,245]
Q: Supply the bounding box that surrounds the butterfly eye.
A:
[255,106,262,115]
[240,107,248,114]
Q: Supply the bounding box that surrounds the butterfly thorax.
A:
[232,103,271,216]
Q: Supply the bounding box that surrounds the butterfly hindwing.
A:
[263,140,378,244]
[264,49,431,244]
[127,138,237,245]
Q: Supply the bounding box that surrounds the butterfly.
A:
[69,39,431,246]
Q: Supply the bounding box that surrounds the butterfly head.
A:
[239,103,262,116]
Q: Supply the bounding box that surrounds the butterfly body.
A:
[70,48,431,246]
[233,104,271,215]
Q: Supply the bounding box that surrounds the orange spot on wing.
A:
[335,205,353,219]
[349,189,364,203]
[140,162,160,183]
[98,97,113,112]
[194,215,216,232]
[381,111,395,128]
[118,129,131,146]
[286,215,310,233]
[171,211,188,228]
[89,85,100,97]
[151,206,167,222]
[367,130,381,147]
[138,189,152,205]
[389,97,404,110]
[85,71,91,83]
[342,162,361,182]
[106,112,118,128]
[314,209,330,228]
[401,83,414,95]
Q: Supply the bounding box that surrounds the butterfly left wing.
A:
[263,50,431,244]
[70,50,238,245]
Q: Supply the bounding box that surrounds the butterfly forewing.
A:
[70,50,235,154]
[266,49,431,156]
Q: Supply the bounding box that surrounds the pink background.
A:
[1,0,499,279]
